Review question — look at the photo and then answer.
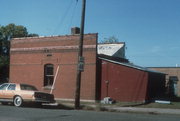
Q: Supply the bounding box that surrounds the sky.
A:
[1,0,180,67]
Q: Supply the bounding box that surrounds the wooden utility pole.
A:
[75,0,86,109]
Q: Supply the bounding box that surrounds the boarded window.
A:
[44,64,54,87]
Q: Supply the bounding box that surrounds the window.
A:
[8,84,16,90]
[168,76,178,96]
[44,64,54,87]
[20,84,38,91]
[0,84,9,90]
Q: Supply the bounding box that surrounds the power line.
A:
[52,0,75,35]
[68,1,79,30]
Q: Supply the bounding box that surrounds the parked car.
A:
[0,83,55,107]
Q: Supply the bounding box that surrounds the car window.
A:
[0,84,9,90]
[7,84,16,90]
[20,84,38,91]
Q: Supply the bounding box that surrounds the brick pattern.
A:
[10,33,98,101]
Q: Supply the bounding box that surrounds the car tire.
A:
[13,96,23,107]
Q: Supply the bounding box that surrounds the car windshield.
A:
[20,84,38,91]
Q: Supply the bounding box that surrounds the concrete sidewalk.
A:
[104,106,180,115]
[56,101,180,115]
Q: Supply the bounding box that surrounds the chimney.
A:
[71,27,80,35]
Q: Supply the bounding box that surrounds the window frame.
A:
[0,83,9,90]
[44,64,54,87]
[7,84,16,91]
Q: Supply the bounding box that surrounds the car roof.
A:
[1,83,32,85]
[0,83,37,87]
[1,83,17,85]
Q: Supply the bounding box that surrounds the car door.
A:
[0,84,9,99]
[4,84,16,99]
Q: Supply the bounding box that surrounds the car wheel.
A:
[13,96,23,107]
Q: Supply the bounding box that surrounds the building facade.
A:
[148,67,180,97]
[9,32,166,103]
[99,55,166,102]
[10,33,99,102]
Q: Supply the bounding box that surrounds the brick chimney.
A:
[71,27,80,35]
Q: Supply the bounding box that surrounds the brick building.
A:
[10,31,166,103]
[148,67,180,97]
[10,33,98,102]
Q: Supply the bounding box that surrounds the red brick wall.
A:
[10,34,98,101]
[100,60,148,102]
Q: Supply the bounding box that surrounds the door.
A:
[0,83,9,99]
[4,84,16,99]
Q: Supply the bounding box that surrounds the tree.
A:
[0,23,38,82]
[100,36,119,44]
[27,33,39,37]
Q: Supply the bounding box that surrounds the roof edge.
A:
[12,33,98,40]
[98,56,166,75]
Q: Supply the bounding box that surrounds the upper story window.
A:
[44,64,54,87]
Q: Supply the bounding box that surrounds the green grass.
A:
[56,100,180,111]
[137,102,180,109]
[106,101,180,109]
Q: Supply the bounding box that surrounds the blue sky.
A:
[1,0,180,67]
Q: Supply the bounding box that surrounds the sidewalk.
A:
[56,101,180,115]
[104,106,180,115]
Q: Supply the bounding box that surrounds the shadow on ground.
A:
[0,103,74,110]
[42,103,74,110]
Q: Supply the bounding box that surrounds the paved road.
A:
[0,105,180,121]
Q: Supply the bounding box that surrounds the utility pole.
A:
[75,0,86,109]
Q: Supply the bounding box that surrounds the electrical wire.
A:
[62,0,79,34]
[52,0,76,35]
[68,1,79,31]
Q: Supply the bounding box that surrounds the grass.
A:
[55,100,180,111]
[101,101,180,109]
[85,101,180,111]
[137,102,180,109]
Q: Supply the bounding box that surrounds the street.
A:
[0,105,180,121]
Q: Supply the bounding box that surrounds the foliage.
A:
[27,33,39,37]
[0,23,38,81]
[99,36,119,44]
[0,23,28,39]
[0,56,9,68]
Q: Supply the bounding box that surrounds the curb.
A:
[104,107,180,115]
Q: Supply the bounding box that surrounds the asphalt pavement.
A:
[0,105,180,121]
